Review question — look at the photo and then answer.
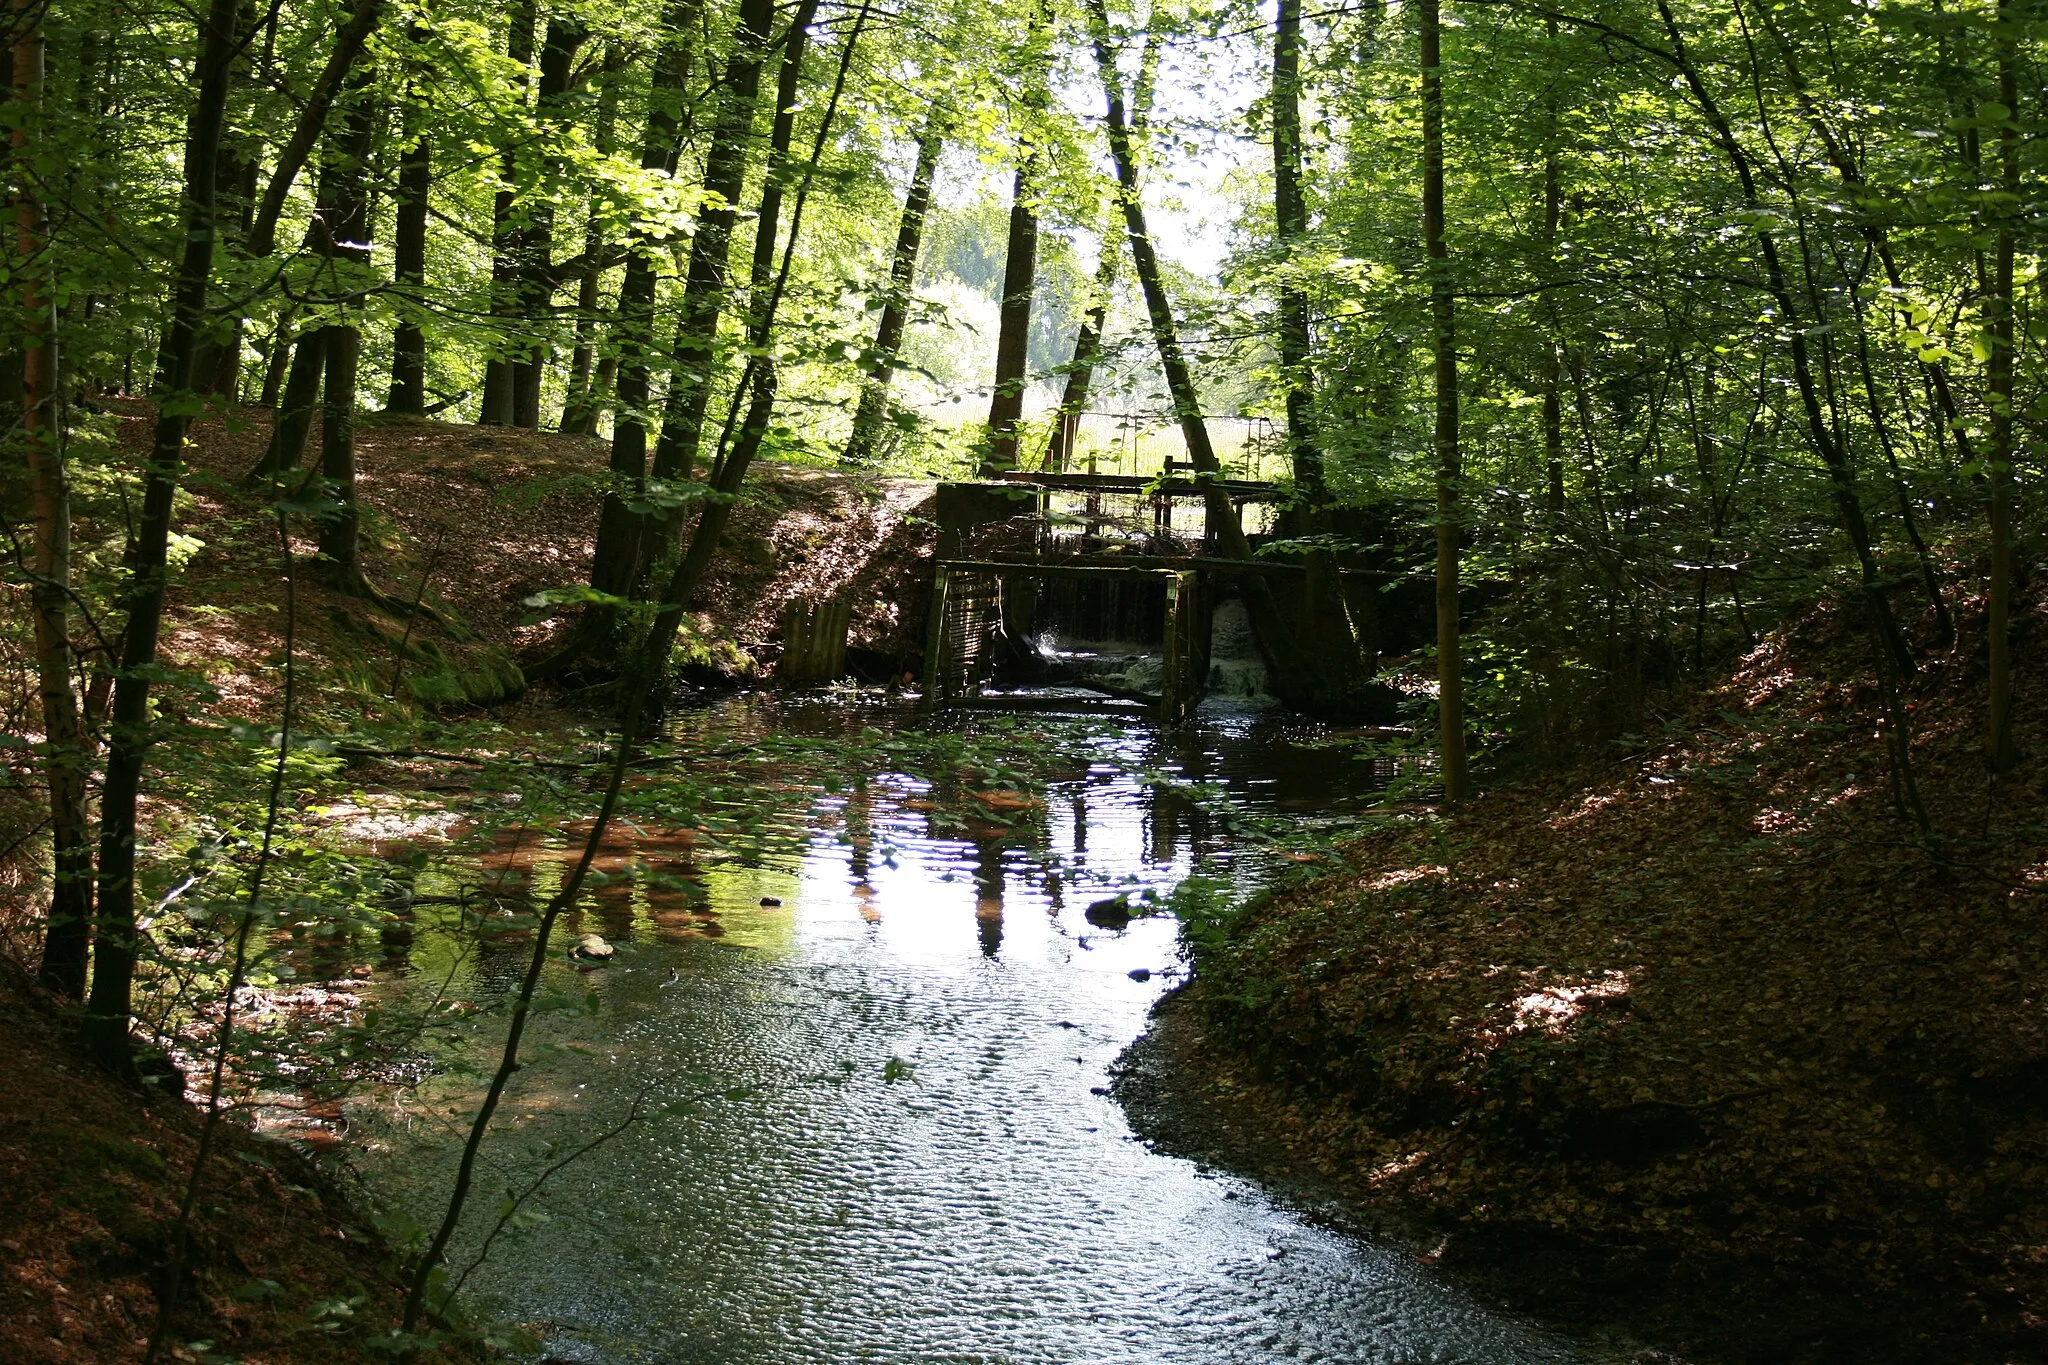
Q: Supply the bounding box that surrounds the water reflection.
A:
[351,698,1586,1364]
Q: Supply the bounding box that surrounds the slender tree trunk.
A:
[243,0,382,259]
[561,56,622,434]
[534,0,702,680]
[509,16,588,428]
[386,39,430,415]
[1084,0,1314,706]
[85,0,242,1072]
[252,327,326,478]
[1271,0,1323,499]
[16,0,93,998]
[842,105,944,466]
[660,0,824,606]
[1539,18,1565,524]
[194,0,259,396]
[1043,245,1116,473]
[647,0,776,490]
[657,0,871,642]
[1986,2,2018,771]
[478,0,538,427]
[1421,0,1469,802]
[316,82,377,583]
[1761,11,1979,472]
[1653,0,1914,681]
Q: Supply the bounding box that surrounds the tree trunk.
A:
[509,16,588,428]
[654,0,871,666]
[15,0,94,998]
[981,159,1039,475]
[841,104,944,466]
[1653,0,1915,682]
[386,39,430,416]
[1540,18,1565,524]
[478,0,538,427]
[533,0,703,681]
[1042,244,1116,473]
[1421,0,1469,802]
[1986,1,2018,771]
[1084,0,1313,705]
[244,0,382,259]
[1271,0,1323,499]
[85,0,243,1073]
[646,0,776,490]
[252,327,326,478]
[315,80,376,582]
[560,55,622,435]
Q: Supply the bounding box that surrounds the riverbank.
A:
[0,964,482,1364]
[1121,575,2048,1363]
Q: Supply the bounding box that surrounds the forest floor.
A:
[1119,569,2048,1363]
[87,399,936,725]
[0,963,481,1365]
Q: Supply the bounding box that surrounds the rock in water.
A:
[1084,897,1133,930]
[572,933,615,961]
[1128,968,1153,982]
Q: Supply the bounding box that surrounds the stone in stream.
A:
[1084,896,1133,930]
[1128,968,1153,982]
[571,933,615,961]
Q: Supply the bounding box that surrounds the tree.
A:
[85,0,244,1072]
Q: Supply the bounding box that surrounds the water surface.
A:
[352,698,1584,1364]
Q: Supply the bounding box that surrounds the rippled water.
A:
[352,698,1586,1364]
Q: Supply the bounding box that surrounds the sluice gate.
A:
[919,473,1288,723]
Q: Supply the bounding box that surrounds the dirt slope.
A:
[1126,573,2048,1363]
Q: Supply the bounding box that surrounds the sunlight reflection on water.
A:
[354,697,1585,1364]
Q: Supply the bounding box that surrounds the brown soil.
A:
[0,966,469,1364]
[94,400,934,712]
[1123,574,2048,1363]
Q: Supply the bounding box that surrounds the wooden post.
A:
[1159,569,1199,723]
[919,566,952,709]
[778,596,853,684]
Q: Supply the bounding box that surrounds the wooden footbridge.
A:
[919,471,1294,722]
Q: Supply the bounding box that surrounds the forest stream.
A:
[336,695,1597,1365]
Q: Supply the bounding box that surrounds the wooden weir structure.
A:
[919,471,1290,723]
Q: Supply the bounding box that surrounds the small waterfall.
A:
[1207,597,1270,699]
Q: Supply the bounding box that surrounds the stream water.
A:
[349,695,1590,1364]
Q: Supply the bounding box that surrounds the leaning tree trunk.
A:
[507,16,589,428]
[244,0,382,260]
[85,0,243,1072]
[1653,0,1915,683]
[1042,244,1116,473]
[842,104,944,466]
[1421,0,1469,802]
[531,0,704,682]
[656,0,870,660]
[656,0,824,620]
[15,0,94,998]
[1084,0,1322,705]
[1043,38,1153,476]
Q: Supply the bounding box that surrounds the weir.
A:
[920,471,1295,721]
